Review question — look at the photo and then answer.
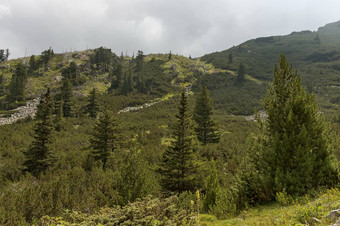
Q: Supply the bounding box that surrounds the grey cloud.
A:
[0,0,339,59]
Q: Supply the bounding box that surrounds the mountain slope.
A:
[201,20,340,116]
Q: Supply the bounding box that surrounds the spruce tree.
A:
[136,72,146,93]
[62,62,78,85]
[90,111,119,168]
[159,91,199,194]
[193,85,220,145]
[135,50,144,72]
[109,64,123,91]
[237,62,246,82]
[8,62,27,103]
[86,88,100,118]
[121,70,133,95]
[23,88,55,177]
[62,78,73,117]
[250,54,337,198]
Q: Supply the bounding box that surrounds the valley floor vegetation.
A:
[0,47,339,225]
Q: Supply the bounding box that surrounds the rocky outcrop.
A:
[118,101,160,114]
[0,98,39,125]
[244,110,267,122]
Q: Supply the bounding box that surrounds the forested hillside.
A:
[0,21,339,225]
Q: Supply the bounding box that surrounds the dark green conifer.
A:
[90,111,119,168]
[159,91,199,194]
[193,85,220,145]
[250,54,337,198]
[109,64,123,91]
[7,62,27,103]
[121,70,133,95]
[237,62,246,82]
[136,72,146,93]
[136,50,144,72]
[62,62,78,85]
[86,88,100,118]
[23,88,55,177]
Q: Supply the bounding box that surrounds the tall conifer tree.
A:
[193,85,220,145]
[86,88,100,118]
[250,54,337,197]
[8,62,27,103]
[90,111,119,168]
[23,88,55,176]
[159,91,199,194]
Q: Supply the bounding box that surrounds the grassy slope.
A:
[201,188,340,225]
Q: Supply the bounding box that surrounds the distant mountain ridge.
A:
[200,20,340,115]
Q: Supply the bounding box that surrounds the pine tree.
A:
[23,88,55,177]
[237,62,246,82]
[8,62,27,103]
[250,54,337,198]
[203,159,220,211]
[136,72,146,93]
[90,111,119,168]
[159,91,199,194]
[36,90,54,121]
[136,50,144,72]
[193,85,220,145]
[86,88,100,118]
[109,64,123,91]
[121,70,133,95]
[62,62,78,85]
[62,78,73,117]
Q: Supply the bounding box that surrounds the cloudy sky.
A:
[1,0,340,59]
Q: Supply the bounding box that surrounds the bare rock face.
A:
[0,98,40,126]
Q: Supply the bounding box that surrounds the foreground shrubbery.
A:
[40,195,195,225]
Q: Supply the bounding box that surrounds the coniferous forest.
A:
[0,21,340,225]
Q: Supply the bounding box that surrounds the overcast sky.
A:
[1,0,340,59]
